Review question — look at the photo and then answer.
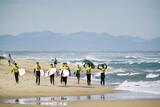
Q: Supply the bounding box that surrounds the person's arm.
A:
[61,70,63,76]
[83,64,87,68]
[80,67,82,72]
[11,67,13,73]
[68,67,71,76]
[48,70,50,75]
[39,65,41,70]
[34,66,36,75]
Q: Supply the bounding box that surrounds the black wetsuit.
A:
[36,71,40,85]
[14,72,19,83]
[50,74,54,85]
[101,73,105,86]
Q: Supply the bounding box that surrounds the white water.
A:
[146,73,159,78]
[116,80,160,95]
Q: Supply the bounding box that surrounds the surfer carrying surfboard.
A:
[60,63,65,84]
[54,58,58,66]
[34,62,41,85]
[61,63,70,86]
[11,63,19,84]
[48,64,56,85]
[84,64,92,86]
[76,64,82,84]
[97,64,107,86]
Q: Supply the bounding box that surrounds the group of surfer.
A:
[9,54,108,86]
[11,61,108,86]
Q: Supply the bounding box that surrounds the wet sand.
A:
[0,99,160,107]
[69,100,160,107]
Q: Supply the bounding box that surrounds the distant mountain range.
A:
[0,31,160,51]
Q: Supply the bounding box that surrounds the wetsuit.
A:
[61,65,70,86]
[34,64,41,85]
[11,65,19,84]
[49,67,55,85]
[85,66,92,86]
[99,68,106,86]
[76,66,81,84]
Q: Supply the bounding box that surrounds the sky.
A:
[0,0,160,39]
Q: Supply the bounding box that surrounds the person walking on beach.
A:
[76,64,82,84]
[8,53,16,66]
[11,63,19,84]
[8,53,11,66]
[60,63,65,84]
[54,58,58,66]
[61,63,70,86]
[48,64,56,85]
[97,64,107,86]
[34,62,41,85]
[84,64,92,86]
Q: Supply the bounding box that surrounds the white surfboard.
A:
[40,70,45,77]
[18,68,26,76]
[62,70,70,77]
[48,68,56,76]
[45,71,49,77]
[59,70,62,75]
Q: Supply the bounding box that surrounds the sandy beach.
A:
[0,59,160,107]
[0,59,113,98]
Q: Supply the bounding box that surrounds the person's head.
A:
[62,63,65,67]
[77,64,80,67]
[50,63,53,67]
[88,64,90,67]
[36,62,39,65]
[14,63,17,66]
[64,63,67,67]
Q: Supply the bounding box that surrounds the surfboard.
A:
[48,68,56,76]
[40,70,45,77]
[62,70,70,77]
[18,68,26,76]
[45,71,49,77]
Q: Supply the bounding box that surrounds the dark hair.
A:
[88,63,90,67]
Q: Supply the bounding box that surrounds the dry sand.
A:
[0,59,160,107]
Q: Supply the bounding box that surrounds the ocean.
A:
[1,51,160,96]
